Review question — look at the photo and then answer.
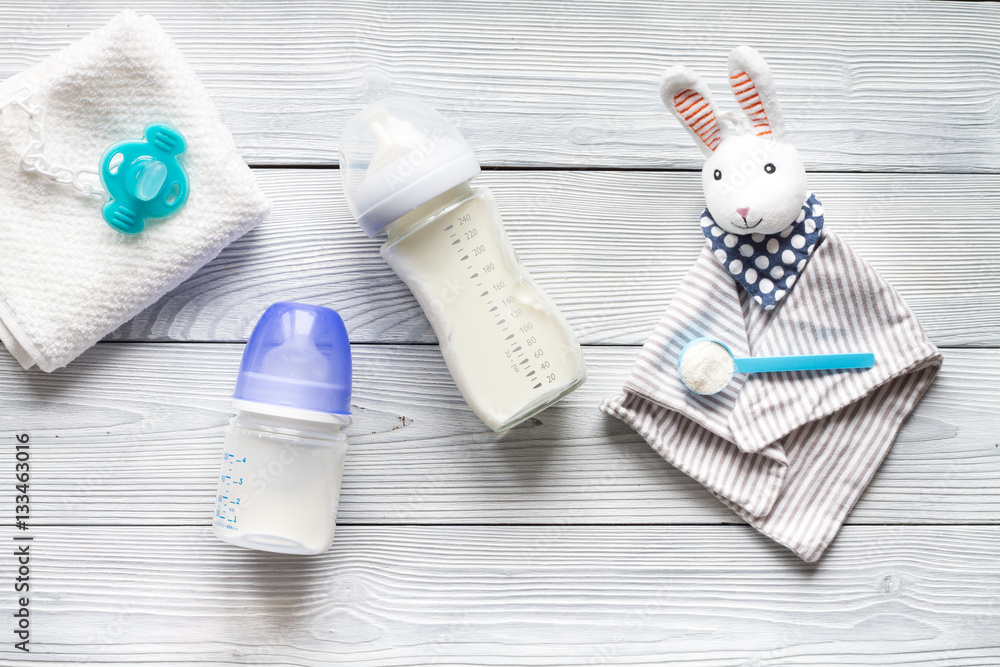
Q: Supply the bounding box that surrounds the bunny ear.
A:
[660,65,726,156]
[727,46,786,140]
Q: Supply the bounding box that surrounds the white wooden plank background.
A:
[0,0,998,170]
[108,170,1000,347]
[3,525,999,666]
[1,1,998,665]
[1,345,996,526]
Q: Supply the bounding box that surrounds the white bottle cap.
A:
[339,96,481,237]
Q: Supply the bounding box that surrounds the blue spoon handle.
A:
[733,353,875,375]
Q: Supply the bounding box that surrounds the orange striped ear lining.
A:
[673,89,722,151]
[730,71,772,138]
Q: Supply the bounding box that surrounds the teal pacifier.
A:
[99,123,189,235]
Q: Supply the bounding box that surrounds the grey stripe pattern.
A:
[601,230,942,562]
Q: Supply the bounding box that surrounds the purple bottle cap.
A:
[233,302,352,416]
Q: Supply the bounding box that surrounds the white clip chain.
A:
[0,87,107,201]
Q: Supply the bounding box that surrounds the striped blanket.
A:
[601,229,942,561]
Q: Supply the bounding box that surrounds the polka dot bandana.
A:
[701,193,824,310]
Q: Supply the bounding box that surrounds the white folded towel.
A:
[0,11,270,371]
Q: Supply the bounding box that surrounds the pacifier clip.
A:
[1,87,189,234]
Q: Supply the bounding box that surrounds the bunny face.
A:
[661,46,807,236]
[703,134,806,235]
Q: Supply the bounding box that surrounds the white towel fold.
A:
[601,230,942,561]
[0,11,270,371]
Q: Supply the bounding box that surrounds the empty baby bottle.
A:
[213,302,352,555]
[340,97,587,431]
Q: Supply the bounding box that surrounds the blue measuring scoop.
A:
[678,337,875,395]
[99,123,189,234]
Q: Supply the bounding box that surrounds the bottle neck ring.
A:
[232,399,352,426]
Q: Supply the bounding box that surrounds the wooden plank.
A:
[1,524,997,665]
[1,344,995,527]
[104,169,1000,347]
[0,1,998,170]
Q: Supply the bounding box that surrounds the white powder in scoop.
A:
[680,340,735,394]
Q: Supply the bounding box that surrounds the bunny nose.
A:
[736,207,750,219]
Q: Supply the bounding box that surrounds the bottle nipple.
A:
[364,106,432,174]
[260,315,331,382]
[341,96,481,237]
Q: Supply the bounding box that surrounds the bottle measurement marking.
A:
[450,218,546,392]
[216,452,244,528]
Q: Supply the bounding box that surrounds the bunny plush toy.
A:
[662,46,822,310]
[600,46,943,562]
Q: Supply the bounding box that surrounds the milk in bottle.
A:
[340,97,586,431]
[213,302,352,555]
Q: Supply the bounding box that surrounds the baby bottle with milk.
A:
[213,302,352,555]
[340,97,586,431]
